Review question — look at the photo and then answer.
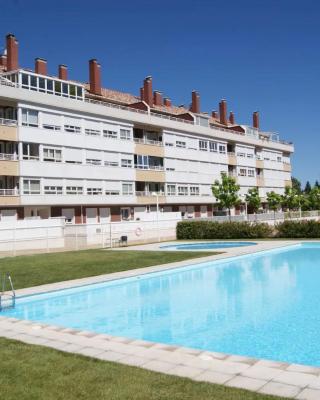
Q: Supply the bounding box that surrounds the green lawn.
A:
[0,249,215,290]
[0,338,284,400]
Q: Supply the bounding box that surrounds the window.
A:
[23,179,40,194]
[44,186,63,195]
[66,186,83,195]
[247,153,254,158]
[39,78,45,93]
[277,156,282,162]
[64,125,81,133]
[178,186,188,196]
[21,109,38,127]
[199,140,208,151]
[104,161,119,167]
[105,190,120,195]
[209,141,217,152]
[167,185,176,196]
[176,141,186,148]
[237,152,246,157]
[248,169,255,177]
[85,128,100,136]
[103,130,117,139]
[134,155,148,169]
[121,159,132,168]
[43,124,61,131]
[122,183,133,195]
[219,144,226,154]
[43,148,62,162]
[86,158,101,165]
[165,142,174,147]
[22,73,29,88]
[190,186,200,196]
[23,143,39,160]
[120,129,131,140]
[121,208,131,220]
[87,188,102,195]
[239,168,247,176]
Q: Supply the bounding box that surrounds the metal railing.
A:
[0,153,17,160]
[133,137,163,146]
[0,189,19,196]
[0,272,15,311]
[0,118,17,127]
[134,164,164,171]
[135,191,165,197]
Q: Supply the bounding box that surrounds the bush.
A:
[276,220,320,238]
[176,221,273,240]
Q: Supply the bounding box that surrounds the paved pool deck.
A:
[1,240,320,399]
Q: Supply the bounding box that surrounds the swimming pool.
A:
[161,241,257,250]
[3,243,320,366]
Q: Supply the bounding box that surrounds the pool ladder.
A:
[0,273,15,311]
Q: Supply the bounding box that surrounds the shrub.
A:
[276,220,320,238]
[176,221,273,240]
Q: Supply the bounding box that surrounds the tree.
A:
[281,187,303,218]
[212,172,240,220]
[315,180,320,188]
[308,187,320,210]
[245,187,261,215]
[266,191,282,220]
[304,181,312,194]
[291,177,302,193]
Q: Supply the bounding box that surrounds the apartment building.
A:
[0,33,293,223]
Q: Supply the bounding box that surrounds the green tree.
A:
[304,181,312,194]
[212,172,240,220]
[308,187,320,210]
[291,177,302,193]
[266,191,282,220]
[245,187,261,215]
[315,180,320,188]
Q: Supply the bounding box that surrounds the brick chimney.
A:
[229,111,235,125]
[35,58,47,75]
[0,55,7,68]
[211,110,218,119]
[153,91,163,106]
[89,59,102,96]
[140,87,144,101]
[190,90,200,113]
[253,111,260,129]
[58,64,68,80]
[143,76,153,106]
[163,97,172,107]
[6,34,18,71]
[219,100,228,125]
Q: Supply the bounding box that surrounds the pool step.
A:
[0,273,15,311]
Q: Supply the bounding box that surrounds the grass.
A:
[0,249,216,290]
[0,338,285,400]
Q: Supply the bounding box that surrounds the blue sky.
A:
[0,0,319,186]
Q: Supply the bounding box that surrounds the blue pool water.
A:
[4,243,320,366]
[161,241,257,250]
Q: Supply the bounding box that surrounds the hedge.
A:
[176,221,273,239]
[176,220,320,239]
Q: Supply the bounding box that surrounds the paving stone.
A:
[167,365,204,379]
[143,360,177,373]
[76,347,105,357]
[286,364,320,375]
[128,339,154,348]
[296,388,320,400]
[274,371,317,387]
[118,355,150,367]
[226,354,257,365]
[308,377,320,390]
[241,365,283,381]
[225,376,267,391]
[259,381,301,398]
[46,340,70,351]
[254,359,289,370]
[60,343,83,353]
[194,370,234,385]
[94,351,128,362]
[199,351,228,360]
[174,346,202,355]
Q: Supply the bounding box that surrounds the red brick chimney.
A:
[190,90,200,113]
[211,110,218,119]
[219,100,228,125]
[163,98,172,107]
[35,58,47,75]
[153,91,163,106]
[253,111,260,129]
[58,64,68,80]
[6,34,18,71]
[229,111,235,125]
[143,76,153,106]
[89,59,102,96]
[140,87,144,101]
[0,55,7,68]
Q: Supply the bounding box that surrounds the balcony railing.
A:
[133,137,163,146]
[135,191,165,197]
[134,164,164,171]
[0,118,17,127]
[0,189,19,196]
[0,153,17,160]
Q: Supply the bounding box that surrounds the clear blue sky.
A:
[1,0,318,186]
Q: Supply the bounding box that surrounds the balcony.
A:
[135,191,166,204]
[227,152,237,166]
[135,169,165,182]
[0,119,18,141]
[0,153,19,175]
[0,188,20,205]
[257,177,265,187]
[256,159,264,169]
[283,163,291,172]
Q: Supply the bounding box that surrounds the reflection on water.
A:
[4,245,320,366]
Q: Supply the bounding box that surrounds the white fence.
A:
[0,210,320,256]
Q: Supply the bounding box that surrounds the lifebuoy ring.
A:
[135,227,143,236]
